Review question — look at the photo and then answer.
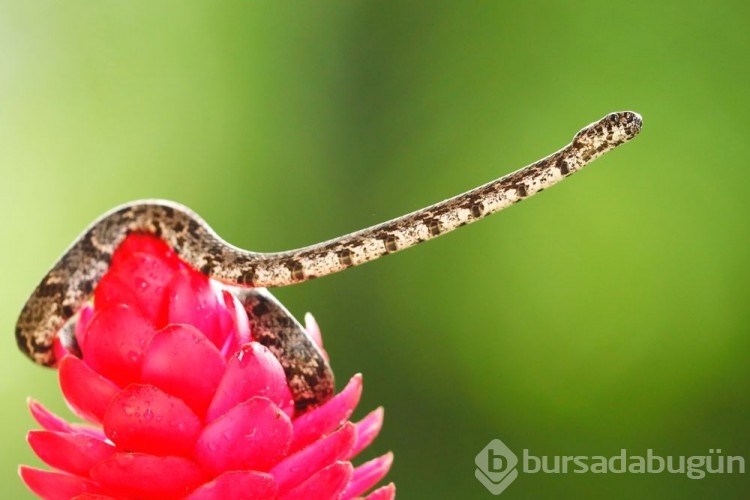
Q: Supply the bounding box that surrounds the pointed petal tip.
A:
[290,373,364,453]
[342,452,394,499]
[279,461,353,500]
[348,407,386,459]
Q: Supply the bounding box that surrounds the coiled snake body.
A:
[16,111,642,411]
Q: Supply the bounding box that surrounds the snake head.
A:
[573,111,643,155]
[572,111,643,162]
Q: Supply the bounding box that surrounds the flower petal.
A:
[28,430,115,477]
[81,304,158,387]
[195,397,292,474]
[72,304,95,351]
[103,384,202,457]
[96,239,182,324]
[183,470,277,500]
[19,466,104,500]
[166,267,229,349]
[141,324,226,419]
[341,452,394,499]
[362,483,396,500]
[206,343,292,422]
[219,289,252,354]
[28,399,105,440]
[291,374,362,453]
[92,273,141,325]
[109,233,180,269]
[271,421,357,495]
[304,313,326,353]
[279,461,353,500]
[348,407,385,459]
[59,355,120,425]
[28,398,76,433]
[90,453,207,499]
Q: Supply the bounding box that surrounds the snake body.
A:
[16,111,642,409]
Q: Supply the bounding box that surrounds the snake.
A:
[15,111,642,411]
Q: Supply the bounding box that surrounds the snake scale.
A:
[16,111,642,411]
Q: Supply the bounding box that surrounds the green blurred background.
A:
[1,2,748,498]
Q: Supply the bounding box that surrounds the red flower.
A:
[20,234,394,499]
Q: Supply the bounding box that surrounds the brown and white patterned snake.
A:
[16,111,642,411]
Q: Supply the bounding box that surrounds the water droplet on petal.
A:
[143,408,154,421]
[122,403,138,417]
